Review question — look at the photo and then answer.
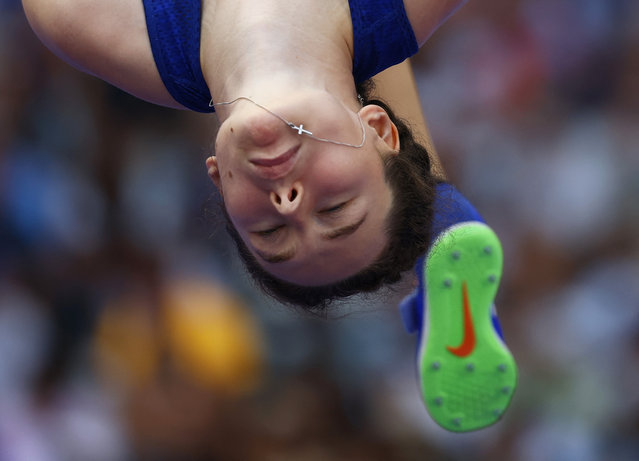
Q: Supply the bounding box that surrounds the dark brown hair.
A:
[222,82,436,314]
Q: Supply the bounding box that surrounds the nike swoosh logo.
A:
[446,281,476,357]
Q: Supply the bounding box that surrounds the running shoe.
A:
[400,221,517,432]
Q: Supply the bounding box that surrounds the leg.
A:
[374,61,517,432]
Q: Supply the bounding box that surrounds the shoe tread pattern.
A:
[419,222,517,432]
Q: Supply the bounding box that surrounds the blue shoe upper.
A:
[400,183,493,338]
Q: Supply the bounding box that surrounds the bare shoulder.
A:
[402,0,468,46]
[22,0,183,108]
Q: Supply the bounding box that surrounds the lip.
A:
[249,145,300,179]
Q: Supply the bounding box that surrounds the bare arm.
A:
[403,0,468,46]
[21,0,181,108]
[372,60,446,180]
[21,0,466,113]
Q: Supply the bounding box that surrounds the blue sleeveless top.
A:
[142,0,418,113]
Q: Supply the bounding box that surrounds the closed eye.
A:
[255,201,349,237]
[255,225,283,237]
[320,202,347,214]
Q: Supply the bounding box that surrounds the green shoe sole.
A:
[419,222,517,432]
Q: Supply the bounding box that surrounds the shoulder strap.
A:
[142,0,214,113]
[349,0,419,83]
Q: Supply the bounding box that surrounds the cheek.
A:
[313,150,350,176]
[213,129,239,180]
[221,178,267,227]
[311,152,382,192]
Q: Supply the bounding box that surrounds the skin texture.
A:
[20,0,465,115]
[21,0,462,285]
[207,95,400,285]
[371,60,446,180]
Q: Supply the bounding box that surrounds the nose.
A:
[270,182,303,215]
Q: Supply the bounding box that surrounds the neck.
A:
[200,0,358,123]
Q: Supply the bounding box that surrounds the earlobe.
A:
[359,105,400,153]
[205,156,223,191]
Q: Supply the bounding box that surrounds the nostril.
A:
[271,192,282,205]
[289,189,297,201]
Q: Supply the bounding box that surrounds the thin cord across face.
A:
[209,96,366,148]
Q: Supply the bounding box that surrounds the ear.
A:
[205,156,223,193]
[359,104,400,152]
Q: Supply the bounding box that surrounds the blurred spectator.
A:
[1,0,638,459]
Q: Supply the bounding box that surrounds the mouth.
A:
[249,145,300,179]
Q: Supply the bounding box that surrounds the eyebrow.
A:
[255,246,297,264]
[320,214,367,240]
[254,215,368,264]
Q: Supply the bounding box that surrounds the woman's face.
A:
[208,96,398,286]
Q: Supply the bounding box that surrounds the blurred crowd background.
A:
[1,0,638,459]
